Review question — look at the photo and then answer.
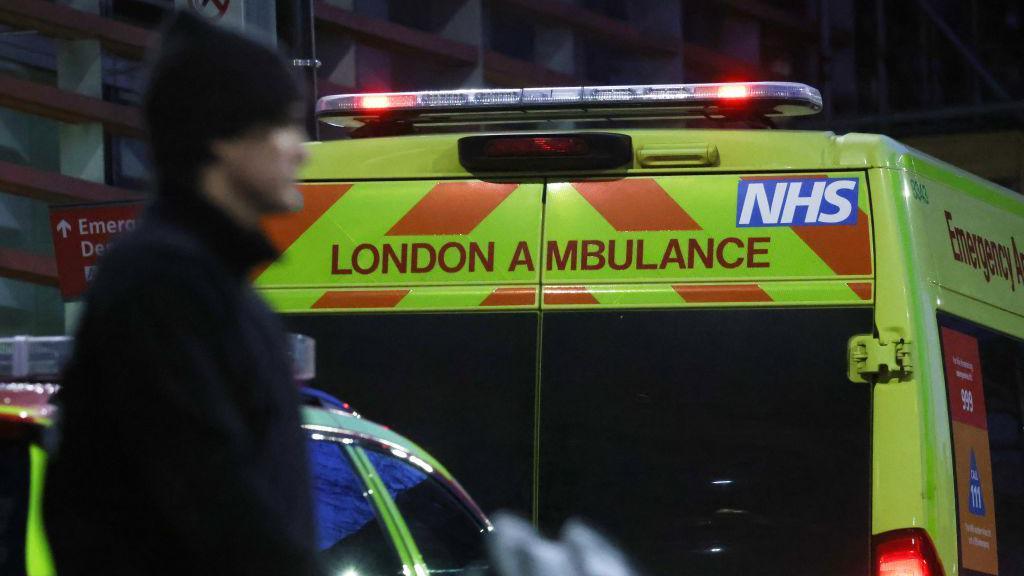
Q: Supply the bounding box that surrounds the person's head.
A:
[142,11,308,226]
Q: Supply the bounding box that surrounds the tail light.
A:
[874,529,945,576]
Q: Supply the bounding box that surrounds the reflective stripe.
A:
[791,209,873,275]
[480,287,536,307]
[674,283,772,302]
[312,289,410,309]
[255,183,351,281]
[540,281,873,308]
[573,179,702,232]
[543,286,599,305]
[848,282,873,300]
[387,182,518,236]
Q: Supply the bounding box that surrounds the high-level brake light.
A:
[483,137,590,157]
[317,82,822,130]
[458,132,631,171]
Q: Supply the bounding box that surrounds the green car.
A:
[301,389,492,576]
[0,338,491,576]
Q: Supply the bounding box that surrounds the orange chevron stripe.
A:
[263,184,352,253]
[312,289,409,309]
[673,283,773,303]
[791,208,872,276]
[543,286,599,305]
[253,184,352,281]
[572,179,702,232]
[480,287,536,307]
[387,182,518,236]
[847,282,873,300]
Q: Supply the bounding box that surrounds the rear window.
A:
[538,307,872,576]
[286,312,538,516]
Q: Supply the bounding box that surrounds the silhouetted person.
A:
[44,11,318,575]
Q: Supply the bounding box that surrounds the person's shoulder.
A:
[86,218,222,302]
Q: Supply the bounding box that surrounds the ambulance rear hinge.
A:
[848,335,912,384]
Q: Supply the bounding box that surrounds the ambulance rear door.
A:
[257,177,544,516]
[537,171,875,576]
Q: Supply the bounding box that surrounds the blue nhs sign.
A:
[737,177,859,227]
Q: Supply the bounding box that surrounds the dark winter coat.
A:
[44,194,319,575]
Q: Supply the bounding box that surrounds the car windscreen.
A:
[538,307,873,576]
[286,312,537,516]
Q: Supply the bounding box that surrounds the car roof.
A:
[301,404,452,482]
[0,382,58,426]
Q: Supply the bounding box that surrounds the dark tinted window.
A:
[539,308,872,576]
[285,313,538,515]
[366,450,488,574]
[0,425,30,575]
[938,315,1024,576]
[307,437,400,575]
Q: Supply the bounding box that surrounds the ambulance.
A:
[257,82,1024,576]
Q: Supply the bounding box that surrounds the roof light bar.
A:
[317,82,822,129]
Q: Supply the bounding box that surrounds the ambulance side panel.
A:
[894,150,1024,576]
[867,162,956,572]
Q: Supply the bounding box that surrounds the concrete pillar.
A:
[618,0,684,84]
[51,0,104,334]
[720,15,760,69]
[57,39,104,185]
[321,0,393,91]
[437,0,483,87]
[0,108,62,336]
[828,0,857,118]
[535,23,576,77]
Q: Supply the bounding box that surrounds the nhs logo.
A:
[737,177,859,227]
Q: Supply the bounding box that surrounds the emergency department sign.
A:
[177,0,244,29]
[48,204,144,300]
[942,327,999,575]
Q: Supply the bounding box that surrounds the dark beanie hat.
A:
[142,10,303,194]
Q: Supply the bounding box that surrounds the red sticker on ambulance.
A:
[941,327,999,576]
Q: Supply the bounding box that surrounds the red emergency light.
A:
[717,84,750,99]
[357,94,417,110]
[318,82,823,133]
